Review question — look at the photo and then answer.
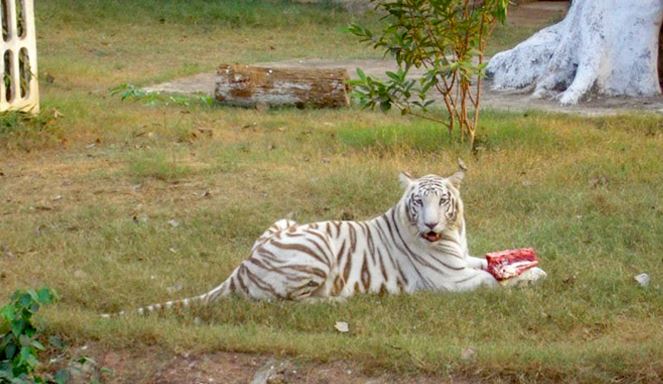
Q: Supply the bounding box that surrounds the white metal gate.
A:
[1,0,38,113]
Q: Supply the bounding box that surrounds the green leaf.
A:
[26,289,39,303]
[347,23,372,40]
[1,304,15,322]
[109,83,130,96]
[30,340,45,351]
[11,320,26,337]
[36,288,54,305]
[355,68,366,82]
[100,367,113,375]
[18,346,38,369]
[17,294,32,310]
[385,71,401,83]
[5,342,17,360]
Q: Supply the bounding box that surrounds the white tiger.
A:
[103,166,546,317]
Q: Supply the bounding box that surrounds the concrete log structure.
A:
[215,64,349,109]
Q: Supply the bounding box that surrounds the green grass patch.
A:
[40,0,353,29]
[0,111,64,150]
[337,120,451,153]
[488,23,540,55]
[127,148,192,181]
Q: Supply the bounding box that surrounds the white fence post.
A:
[1,0,39,114]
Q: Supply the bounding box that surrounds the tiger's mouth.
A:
[422,231,442,242]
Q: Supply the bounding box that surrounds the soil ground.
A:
[144,1,663,117]
[57,343,456,384]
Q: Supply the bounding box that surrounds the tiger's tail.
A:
[100,278,232,318]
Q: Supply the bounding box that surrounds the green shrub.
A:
[0,288,57,384]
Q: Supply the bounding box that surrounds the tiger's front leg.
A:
[451,268,499,292]
[466,255,488,270]
[502,267,548,287]
[456,258,547,290]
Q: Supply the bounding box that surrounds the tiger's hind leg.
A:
[228,252,334,301]
[236,226,336,301]
[251,219,298,253]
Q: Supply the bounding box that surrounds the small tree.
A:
[1,288,57,384]
[349,0,508,147]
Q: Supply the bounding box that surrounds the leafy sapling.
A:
[1,288,57,384]
[349,0,508,147]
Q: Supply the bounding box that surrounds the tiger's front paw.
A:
[466,256,488,270]
[502,267,547,287]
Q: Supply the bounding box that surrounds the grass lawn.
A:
[1,1,662,382]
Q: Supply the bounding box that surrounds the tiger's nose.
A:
[425,222,438,229]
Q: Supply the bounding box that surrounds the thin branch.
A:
[393,102,451,126]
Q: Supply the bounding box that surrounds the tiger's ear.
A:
[447,158,467,189]
[447,170,464,189]
[399,171,415,189]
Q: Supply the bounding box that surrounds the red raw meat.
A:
[486,248,539,281]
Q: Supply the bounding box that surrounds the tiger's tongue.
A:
[423,232,442,242]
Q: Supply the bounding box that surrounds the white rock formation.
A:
[486,0,663,105]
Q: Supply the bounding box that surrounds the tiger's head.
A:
[399,169,464,243]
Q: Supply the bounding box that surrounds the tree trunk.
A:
[215,64,350,108]
[486,0,663,105]
[659,24,663,90]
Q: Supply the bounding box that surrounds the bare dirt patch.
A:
[66,344,457,384]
